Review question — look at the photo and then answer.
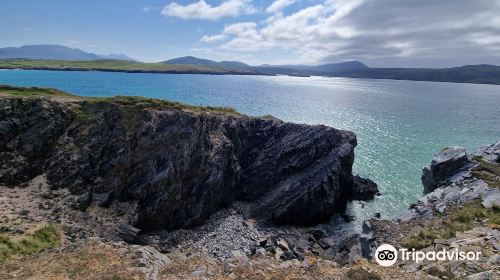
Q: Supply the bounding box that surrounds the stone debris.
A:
[117,224,141,243]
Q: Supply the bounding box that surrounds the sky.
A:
[1,0,500,67]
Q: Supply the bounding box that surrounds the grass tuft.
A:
[405,200,500,249]
[472,157,500,188]
[0,84,71,97]
[0,224,61,261]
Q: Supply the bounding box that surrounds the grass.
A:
[0,85,243,117]
[405,200,500,249]
[472,157,500,188]
[0,241,143,280]
[93,95,242,116]
[0,58,257,75]
[0,224,61,261]
[0,84,73,97]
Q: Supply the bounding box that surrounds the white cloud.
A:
[200,34,227,43]
[162,0,255,21]
[206,0,500,67]
[266,0,296,14]
[223,22,257,34]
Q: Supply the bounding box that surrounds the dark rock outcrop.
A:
[98,191,114,208]
[421,146,470,194]
[350,176,379,200]
[71,191,93,211]
[359,221,377,259]
[0,95,358,230]
[117,224,141,243]
[0,97,71,185]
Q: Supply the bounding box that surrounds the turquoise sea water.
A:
[1,70,499,223]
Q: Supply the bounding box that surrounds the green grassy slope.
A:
[0,84,243,116]
[0,59,260,75]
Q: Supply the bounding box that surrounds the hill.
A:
[331,64,500,85]
[163,56,250,69]
[0,58,260,75]
[258,61,369,75]
[0,45,135,61]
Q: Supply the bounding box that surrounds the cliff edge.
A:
[0,85,358,231]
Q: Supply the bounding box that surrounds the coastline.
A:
[0,66,272,76]
[0,86,498,279]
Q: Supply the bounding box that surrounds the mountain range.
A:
[164,56,250,69]
[162,56,369,76]
[0,45,135,61]
[1,45,499,85]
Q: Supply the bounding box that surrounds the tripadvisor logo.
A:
[375,244,398,267]
[374,244,481,267]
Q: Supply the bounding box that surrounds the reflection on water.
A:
[1,70,499,227]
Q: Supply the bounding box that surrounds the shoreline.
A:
[2,66,500,86]
[0,66,272,76]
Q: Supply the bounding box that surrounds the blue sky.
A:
[1,0,500,67]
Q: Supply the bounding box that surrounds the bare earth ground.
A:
[0,174,424,280]
[1,168,499,279]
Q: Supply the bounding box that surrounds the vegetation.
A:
[2,58,500,85]
[472,157,500,188]
[0,84,72,97]
[0,58,257,75]
[405,200,500,249]
[0,85,242,117]
[0,224,61,261]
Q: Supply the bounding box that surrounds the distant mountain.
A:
[259,61,369,74]
[98,53,136,61]
[329,64,500,84]
[163,56,250,69]
[0,45,100,60]
[0,45,135,61]
[251,61,368,77]
[164,56,369,75]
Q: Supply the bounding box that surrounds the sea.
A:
[1,69,499,225]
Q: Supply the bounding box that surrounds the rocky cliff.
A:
[361,141,499,278]
[0,87,358,231]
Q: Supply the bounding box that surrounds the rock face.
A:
[421,146,470,194]
[474,141,500,163]
[350,176,379,200]
[0,96,357,230]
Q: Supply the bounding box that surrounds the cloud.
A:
[200,34,227,43]
[266,0,296,14]
[208,0,500,67]
[162,0,256,21]
[223,22,257,34]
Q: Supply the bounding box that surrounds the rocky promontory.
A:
[0,85,361,231]
[363,141,500,279]
[2,85,497,280]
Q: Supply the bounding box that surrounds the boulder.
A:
[481,189,500,209]
[98,191,114,208]
[474,140,500,163]
[117,224,141,243]
[466,271,495,280]
[350,176,380,200]
[71,191,93,211]
[422,146,470,194]
[359,221,377,259]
